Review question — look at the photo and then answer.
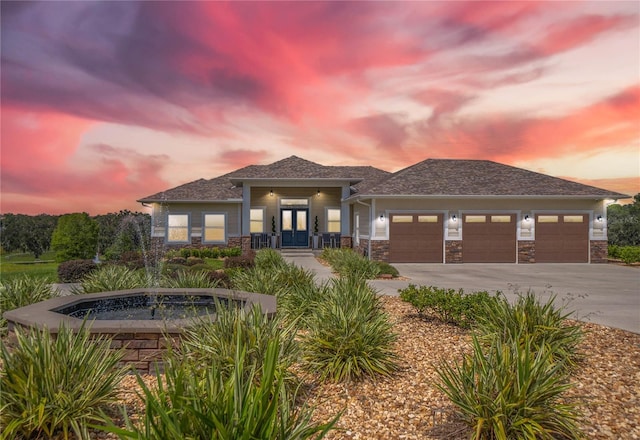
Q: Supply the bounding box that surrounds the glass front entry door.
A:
[280,209,309,247]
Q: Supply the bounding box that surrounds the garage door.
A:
[463,214,516,263]
[389,214,443,263]
[535,214,588,263]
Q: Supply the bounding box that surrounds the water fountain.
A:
[3,212,275,372]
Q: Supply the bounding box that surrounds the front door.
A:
[280,209,309,247]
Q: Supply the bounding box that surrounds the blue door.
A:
[280,209,309,247]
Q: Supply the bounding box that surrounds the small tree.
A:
[608,194,640,246]
[51,213,99,262]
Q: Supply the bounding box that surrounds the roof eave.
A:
[137,198,243,204]
[349,194,628,201]
[229,177,363,186]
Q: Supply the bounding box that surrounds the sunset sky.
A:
[1,1,639,215]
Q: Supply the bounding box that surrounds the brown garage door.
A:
[463,214,516,263]
[535,214,589,263]
[389,214,443,263]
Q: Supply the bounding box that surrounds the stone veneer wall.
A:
[109,332,181,373]
[445,241,463,263]
[340,235,352,249]
[371,240,390,262]
[518,241,535,263]
[354,238,369,257]
[152,236,243,252]
[590,240,608,263]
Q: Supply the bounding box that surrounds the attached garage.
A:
[535,214,589,263]
[462,214,516,263]
[389,214,443,263]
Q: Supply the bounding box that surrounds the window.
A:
[167,214,189,243]
[250,208,264,233]
[418,215,438,223]
[564,215,584,223]
[392,215,413,223]
[491,215,511,223]
[327,208,341,232]
[203,214,226,243]
[538,215,558,223]
[281,198,308,206]
[465,215,486,223]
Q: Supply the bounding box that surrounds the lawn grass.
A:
[1,251,59,281]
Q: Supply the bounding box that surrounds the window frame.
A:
[326,207,341,233]
[202,213,227,244]
[249,207,266,234]
[166,213,191,244]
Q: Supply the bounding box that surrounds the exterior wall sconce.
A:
[524,214,530,222]
[317,189,320,197]
[451,214,457,222]
[379,214,385,222]
[597,215,603,222]
[269,189,274,197]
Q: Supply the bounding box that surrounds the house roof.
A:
[353,159,629,199]
[137,156,390,203]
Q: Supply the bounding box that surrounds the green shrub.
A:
[105,334,336,439]
[321,248,380,279]
[608,244,621,259]
[163,268,221,288]
[437,334,582,440]
[0,322,126,440]
[254,248,287,271]
[476,291,583,369]
[302,276,398,382]
[375,261,399,277]
[166,256,187,265]
[221,246,242,257]
[619,246,640,264]
[399,284,497,328]
[57,259,98,283]
[72,264,147,294]
[0,275,59,335]
[118,251,146,270]
[224,253,255,269]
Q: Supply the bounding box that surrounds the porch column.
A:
[340,185,350,234]
[241,184,251,236]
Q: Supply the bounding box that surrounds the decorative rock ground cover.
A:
[104,296,639,439]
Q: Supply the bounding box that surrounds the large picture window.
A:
[167,214,190,243]
[327,208,341,233]
[203,213,226,243]
[250,208,265,233]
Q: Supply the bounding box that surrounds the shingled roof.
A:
[354,159,629,198]
[137,156,390,202]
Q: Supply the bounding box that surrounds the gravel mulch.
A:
[108,296,639,439]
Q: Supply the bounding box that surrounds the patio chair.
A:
[322,233,332,248]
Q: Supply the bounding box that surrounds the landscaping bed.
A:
[107,296,639,439]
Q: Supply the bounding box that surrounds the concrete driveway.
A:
[370,263,639,334]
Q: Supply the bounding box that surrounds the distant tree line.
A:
[607,193,640,247]
[1,211,151,261]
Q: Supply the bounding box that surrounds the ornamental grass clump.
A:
[0,322,126,440]
[0,275,59,335]
[476,290,584,369]
[162,268,221,288]
[437,334,582,440]
[105,333,338,439]
[179,303,299,385]
[302,276,398,382]
[71,264,148,294]
[320,248,380,279]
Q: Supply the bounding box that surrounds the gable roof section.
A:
[354,159,628,199]
[138,156,390,203]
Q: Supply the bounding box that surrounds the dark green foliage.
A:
[476,291,584,370]
[437,335,582,440]
[0,322,126,440]
[399,284,497,328]
[96,212,151,261]
[0,275,59,335]
[609,244,640,263]
[57,259,98,283]
[162,269,221,288]
[166,256,187,265]
[71,265,147,294]
[51,213,99,262]
[117,250,146,270]
[176,246,240,259]
[204,269,231,288]
[320,248,380,279]
[607,194,640,246]
[186,256,204,266]
[103,323,337,439]
[0,213,58,258]
[224,253,255,269]
[375,261,399,277]
[302,276,398,382]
